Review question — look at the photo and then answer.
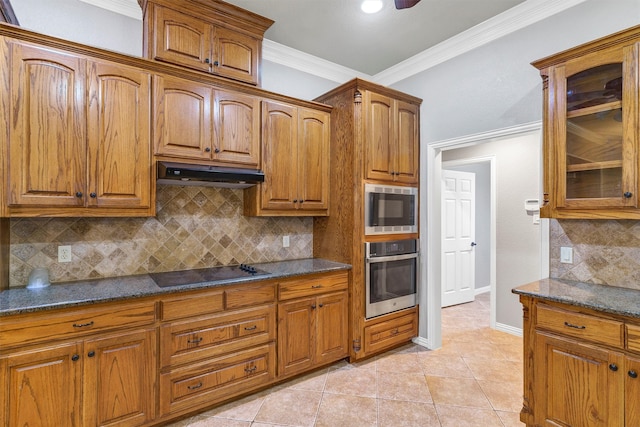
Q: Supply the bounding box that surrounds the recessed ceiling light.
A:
[361,0,383,14]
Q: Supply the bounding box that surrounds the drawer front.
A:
[161,289,225,321]
[0,301,156,348]
[160,304,276,368]
[278,272,348,301]
[225,282,276,309]
[627,324,640,353]
[159,343,275,416]
[363,310,417,355]
[536,304,624,348]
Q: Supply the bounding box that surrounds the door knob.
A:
[471,242,477,247]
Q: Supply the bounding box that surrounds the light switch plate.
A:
[282,235,290,248]
[560,246,573,264]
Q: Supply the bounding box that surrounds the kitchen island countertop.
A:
[0,258,351,316]
[513,278,640,319]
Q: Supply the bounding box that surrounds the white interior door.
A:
[442,169,476,307]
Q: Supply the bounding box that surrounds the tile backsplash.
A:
[9,185,312,287]
[550,219,640,290]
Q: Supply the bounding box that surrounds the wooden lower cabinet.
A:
[520,297,640,427]
[363,307,418,356]
[159,343,275,417]
[0,328,156,427]
[277,273,349,378]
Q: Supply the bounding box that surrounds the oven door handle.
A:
[366,252,418,263]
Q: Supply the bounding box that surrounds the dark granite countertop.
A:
[0,258,351,316]
[513,278,640,319]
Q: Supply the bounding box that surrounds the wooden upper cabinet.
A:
[364,91,419,185]
[5,41,154,217]
[533,26,640,219]
[244,100,330,216]
[87,60,152,210]
[154,75,260,167]
[8,43,87,208]
[142,0,274,86]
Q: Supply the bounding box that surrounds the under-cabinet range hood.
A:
[157,161,264,189]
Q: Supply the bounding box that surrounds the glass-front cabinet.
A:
[535,26,640,219]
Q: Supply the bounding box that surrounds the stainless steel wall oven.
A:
[365,239,418,319]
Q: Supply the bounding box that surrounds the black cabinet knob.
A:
[76,192,83,198]
[630,370,638,379]
[624,192,633,198]
[293,199,298,203]
[205,58,210,64]
[90,192,97,198]
[213,60,219,66]
[205,147,211,152]
[87,351,95,358]
[311,304,316,309]
[609,363,619,372]
[214,148,220,153]
[71,354,80,362]
[300,199,304,204]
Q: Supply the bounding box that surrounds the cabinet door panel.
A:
[365,92,394,181]
[535,332,624,427]
[1,342,82,427]
[9,43,86,207]
[88,61,151,209]
[213,27,258,85]
[155,75,213,159]
[83,328,156,427]
[214,91,260,166]
[394,100,419,184]
[298,108,330,210]
[626,356,640,427]
[261,101,297,210]
[153,6,212,72]
[278,298,314,377]
[316,292,348,365]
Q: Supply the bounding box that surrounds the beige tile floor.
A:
[167,293,525,426]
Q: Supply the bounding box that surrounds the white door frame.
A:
[414,121,542,350]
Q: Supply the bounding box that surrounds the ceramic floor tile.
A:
[435,404,505,427]
[376,350,422,374]
[495,410,526,426]
[418,354,475,378]
[323,363,377,397]
[376,371,433,402]
[447,340,508,361]
[377,399,441,427]
[253,388,322,427]
[282,367,329,392]
[195,392,267,421]
[426,376,493,409]
[477,379,524,412]
[314,393,377,427]
[464,358,523,384]
[184,418,251,427]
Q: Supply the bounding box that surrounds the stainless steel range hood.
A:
[157,161,265,189]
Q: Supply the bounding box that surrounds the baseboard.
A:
[412,336,437,350]
[495,322,522,337]
[475,286,490,295]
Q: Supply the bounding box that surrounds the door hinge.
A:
[352,339,361,353]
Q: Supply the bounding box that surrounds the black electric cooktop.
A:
[150,264,270,288]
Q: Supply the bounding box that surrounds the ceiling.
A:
[222,0,525,75]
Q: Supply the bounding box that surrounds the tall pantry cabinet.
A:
[313,78,421,361]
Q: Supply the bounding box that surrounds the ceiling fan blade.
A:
[394,0,421,9]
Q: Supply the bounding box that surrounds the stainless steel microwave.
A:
[364,183,418,235]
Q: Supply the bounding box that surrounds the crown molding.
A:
[78,0,141,20]
[262,39,371,83]
[374,0,590,86]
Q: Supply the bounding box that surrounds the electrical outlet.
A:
[560,246,573,264]
[58,245,72,263]
[282,235,290,248]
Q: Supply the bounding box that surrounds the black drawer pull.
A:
[629,370,638,379]
[244,325,257,331]
[609,363,619,372]
[244,366,257,374]
[187,382,203,390]
[563,321,586,330]
[71,354,80,362]
[187,337,203,344]
[73,321,94,328]
[311,285,323,289]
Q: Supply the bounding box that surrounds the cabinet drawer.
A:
[225,282,276,309]
[278,272,348,301]
[161,289,225,321]
[363,309,417,355]
[159,343,275,416]
[627,324,640,353]
[536,304,624,348]
[160,304,276,368]
[0,301,157,348]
